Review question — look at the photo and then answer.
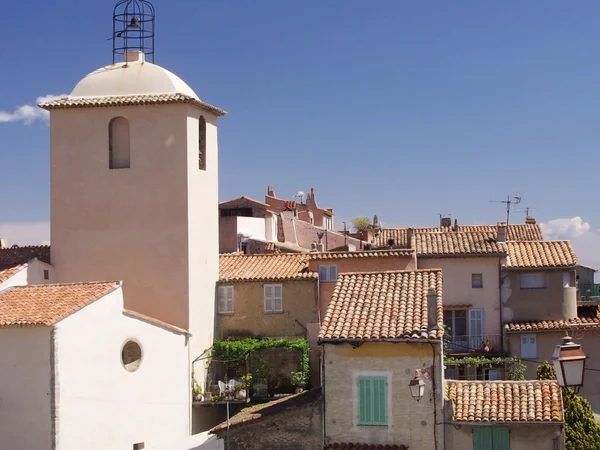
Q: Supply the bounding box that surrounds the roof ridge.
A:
[219,252,307,258]
[339,268,442,277]
[6,280,121,289]
[446,379,558,385]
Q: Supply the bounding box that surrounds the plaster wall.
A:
[54,287,190,450]
[216,280,319,338]
[0,327,52,450]
[417,257,501,336]
[323,342,443,450]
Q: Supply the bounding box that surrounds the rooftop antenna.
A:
[293,191,305,205]
[112,0,156,64]
[516,206,536,217]
[490,192,521,227]
[433,212,451,227]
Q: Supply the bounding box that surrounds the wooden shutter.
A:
[264,285,273,312]
[328,265,338,282]
[217,286,226,313]
[521,333,537,359]
[468,308,484,349]
[473,428,494,450]
[358,376,387,426]
[493,428,510,450]
[225,286,234,313]
[273,285,283,312]
[318,265,329,281]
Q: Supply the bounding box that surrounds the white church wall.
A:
[0,327,53,450]
[55,286,190,450]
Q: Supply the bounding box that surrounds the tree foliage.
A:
[536,362,600,450]
[351,217,372,232]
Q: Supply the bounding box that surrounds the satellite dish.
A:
[513,192,522,204]
[294,191,305,204]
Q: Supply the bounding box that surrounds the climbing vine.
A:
[444,355,526,381]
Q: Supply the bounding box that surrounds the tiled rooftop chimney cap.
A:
[497,221,507,243]
[525,216,536,224]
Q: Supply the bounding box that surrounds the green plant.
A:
[443,355,526,381]
[536,362,600,450]
[191,371,202,395]
[290,371,307,387]
[351,217,372,233]
[505,356,526,380]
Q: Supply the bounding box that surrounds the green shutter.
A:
[473,428,494,450]
[358,376,387,426]
[493,428,510,450]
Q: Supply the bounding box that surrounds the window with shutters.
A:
[473,427,510,450]
[520,333,537,359]
[318,265,338,283]
[520,272,546,289]
[264,284,283,312]
[217,286,234,314]
[357,376,388,426]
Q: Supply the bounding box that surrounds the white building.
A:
[0,258,53,291]
[0,282,191,450]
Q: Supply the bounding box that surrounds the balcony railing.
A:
[578,284,600,302]
[444,334,502,355]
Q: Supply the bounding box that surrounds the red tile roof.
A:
[415,232,506,256]
[506,241,577,269]
[0,264,26,283]
[504,306,600,332]
[219,253,316,282]
[319,269,443,342]
[309,249,414,260]
[446,380,563,423]
[0,282,120,327]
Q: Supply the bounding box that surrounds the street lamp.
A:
[408,374,425,402]
[551,334,587,393]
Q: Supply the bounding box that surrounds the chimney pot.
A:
[267,185,275,197]
[406,228,415,249]
[453,219,459,232]
[427,288,439,331]
[440,217,452,228]
[316,243,325,252]
[525,216,536,225]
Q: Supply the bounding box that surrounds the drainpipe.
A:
[499,256,504,355]
[321,344,326,447]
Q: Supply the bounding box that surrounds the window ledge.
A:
[357,424,389,428]
[217,312,235,315]
[264,311,284,314]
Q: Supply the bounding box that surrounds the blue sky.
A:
[1,1,599,265]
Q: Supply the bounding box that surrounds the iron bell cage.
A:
[112,0,155,64]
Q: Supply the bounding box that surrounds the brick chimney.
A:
[525,216,536,224]
[316,242,325,252]
[267,185,275,197]
[427,288,439,332]
[497,221,507,243]
[440,217,452,228]
[453,219,459,232]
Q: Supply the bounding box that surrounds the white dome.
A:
[69,51,199,100]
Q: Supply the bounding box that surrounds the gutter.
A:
[318,337,443,345]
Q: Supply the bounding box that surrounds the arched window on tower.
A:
[109,117,130,169]
[199,116,207,171]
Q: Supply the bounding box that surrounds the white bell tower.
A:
[40,19,225,396]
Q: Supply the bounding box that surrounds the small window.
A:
[358,376,387,426]
[520,333,537,359]
[472,273,483,288]
[121,340,142,372]
[264,284,283,312]
[43,269,49,280]
[318,265,338,283]
[133,444,145,450]
[109,117,131,169]
[520,273,546,289]
[218,286,234,314]
[473,427,509,450]
[199,116,206,171]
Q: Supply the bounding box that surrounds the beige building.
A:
[444,380,565,450]
[216,253,319,339]
[318,269,444,450]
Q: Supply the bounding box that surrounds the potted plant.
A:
[191,372,203,402]
[290,371,307,394]
[481,336,490,353]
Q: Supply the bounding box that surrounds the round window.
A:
[121,340,142,372]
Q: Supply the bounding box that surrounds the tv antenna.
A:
[433,212,451,226]
[516,206,535,217]
[490,192,521,227]
[293,191,305,205]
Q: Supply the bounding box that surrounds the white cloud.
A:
[0,94,67,125]
[540,216,591,239]
[0,222,50,246]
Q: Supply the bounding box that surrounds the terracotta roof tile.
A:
[210,388,322,433]
[0,264,26,283]
[504,307,600,332]
[219,253,316,282]
[309,249,414,260]
[0,245,50,269]
[39,93,227,116]
[0,282,120,327]
[416,232,506,256]
[445,380,563,423]
[374,223,543,247]
[326,445,409,450]
[318,269,443,342]
[506,241,577,268]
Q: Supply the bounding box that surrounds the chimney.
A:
[440,217,452,228]
[525,216,536,225]
[406,228,415,249]
[316,243,325,252]
[267,185,275,197]
[0,238,6,249]
[497,221,507,243]
[427,288,439,332]
[453,219,459,232]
